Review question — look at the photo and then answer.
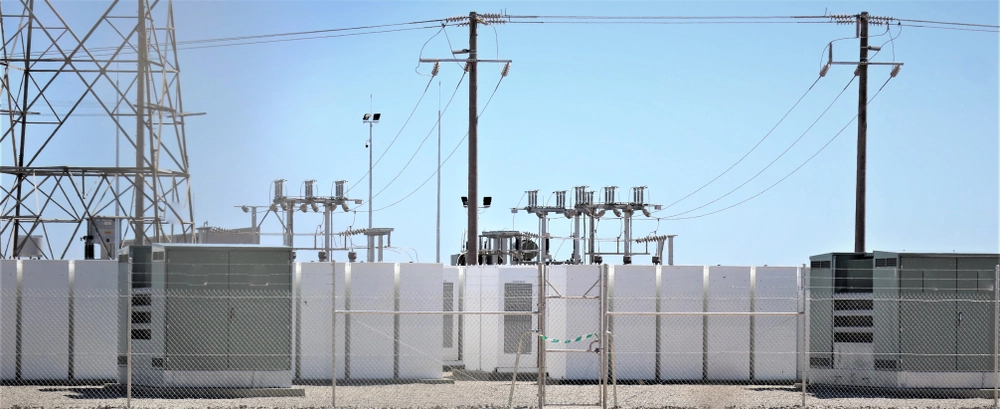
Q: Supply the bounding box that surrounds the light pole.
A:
[362,109,381,262]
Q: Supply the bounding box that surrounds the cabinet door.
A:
[957,259,997,371]
[227,251,292,371]
[165,250,229,371]
[899,257,957,371]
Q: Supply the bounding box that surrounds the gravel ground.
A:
[2,382,998,409]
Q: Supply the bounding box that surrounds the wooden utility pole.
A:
[855,11,869,253]
[466,11,479,265]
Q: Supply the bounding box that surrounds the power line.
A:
[346,76,435,196]
[662,75,895,221]
[662,75,824,212]
[899,23,999,33]
[360,72,466,207]
[663,74,858,219]
[895,18,999,29]
[13,24,444,59]
[509,20,834,26]
[507,14,829,20]
[363,76,506,213]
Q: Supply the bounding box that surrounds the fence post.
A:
[330,260,347,409]
[537,262,546,409]
[126,259,132,409]
[993,263,998,409]
[800,267,807,409]
[600,263,608,409]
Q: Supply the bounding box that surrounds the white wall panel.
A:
[753,267,800,380]
[72,261,117,379]
[660,266,705,380]
[611,265,657,380]
[298,262,345,380]
[21,261,70,380]
[707,266,751,380]
[398,263,443,379]
[347,263,394,379]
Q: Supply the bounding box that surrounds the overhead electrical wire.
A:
[363,76,506,213]
[506,14,829,20]
[894,18,998,29]
[662,75,896,221]
[345,76,435,196]
[508,20,834,26]
[662,74,858,219]
[356,72,466,207]
[11,19,447,58]
[898,23,998,33]
[661,75,824,212]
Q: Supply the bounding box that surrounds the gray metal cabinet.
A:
[228,251,292,371]
[899,256,957,372]
[154,245,292,372]
[956,258,996,371]
[808,255,834,367]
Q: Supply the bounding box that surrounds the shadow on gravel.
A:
[37,384,305,399]
[805,385,994,400]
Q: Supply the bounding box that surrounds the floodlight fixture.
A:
[612,209,622,218]
[269,204,278,212]
[372,113,381,121]
[341,203,350,212]
[642,208,652,218]
[311,203,320,213]
[461,196,469,208]
[299,204,309,213]
[241,205,249,213]
[363,113,371,121]
[483,196,492,208]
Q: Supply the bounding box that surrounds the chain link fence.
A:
[1,260,998,408]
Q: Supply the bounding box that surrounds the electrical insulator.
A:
[527,190,538,208]
[501,62,511,77]
[890,64,901,78]
[273,179,286,201]
[335,180,346,198]
[820,64,830,77]
[431,61,440,77]
[555,191,566,209]
[463,62,470,73]
[603,186,617,204]
[574,186,588,206]
[305,180,316,198]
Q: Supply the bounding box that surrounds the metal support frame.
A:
[1,0,197,259]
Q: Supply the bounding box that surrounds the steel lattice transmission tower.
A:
[0,0,196,259]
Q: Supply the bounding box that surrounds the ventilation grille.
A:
[132,311,151,324]
[834,299,873,311]
[810,357,833,368]
[875,359,898,370]
[131,294,151,306]
[811,260,832,268]
[131,329,151,340]
[834,316,873,327]
[834,332,873,343]
[875,258,897,268]
[504,282,532,354]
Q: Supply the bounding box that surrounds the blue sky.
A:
[3,1,997,265]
